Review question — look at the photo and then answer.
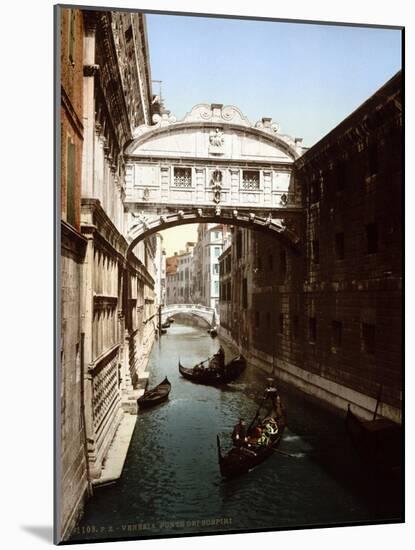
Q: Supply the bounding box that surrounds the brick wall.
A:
[60,8,83,231]
[60,223,88,539]
[223,72,402,419]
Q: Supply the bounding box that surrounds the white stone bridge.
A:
[161,304,217,327]
[123,103,306,255]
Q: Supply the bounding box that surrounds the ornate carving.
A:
[280,193,288,206]
[211,169,223,204]
[199,107,213,120]
[83,64,100,77]
[221,106,236,121]
[209,128,224,156]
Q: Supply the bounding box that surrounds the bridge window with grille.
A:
[173,167,192,187]
[242,170,260,190]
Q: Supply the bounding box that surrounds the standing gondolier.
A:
[232,418,247,447]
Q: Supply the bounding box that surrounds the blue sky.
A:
[146,14,402,147]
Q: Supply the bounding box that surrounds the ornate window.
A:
[66,136,76,227]
[68,10,76,64]
[173,167,192,187]
[242,170,260,190]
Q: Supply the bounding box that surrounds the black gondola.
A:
[161,321,171,329]
[137,377,171,409]
[158,326,167,334]
[217,387,286,479]
[207,327,218,338]
[345,404,402,472]
[178,354,246,385]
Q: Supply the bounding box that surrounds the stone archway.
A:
[126,207,302,258]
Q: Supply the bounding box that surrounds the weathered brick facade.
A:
[58,8,157,541]
[60,8,83,230]
[220,72,402,423]
[59,8,89,540]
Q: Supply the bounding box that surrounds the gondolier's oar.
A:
[199,355,213,366]
[272,448,302,459]
[216,435,223,463]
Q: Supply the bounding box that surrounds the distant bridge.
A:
[161,304,217,327]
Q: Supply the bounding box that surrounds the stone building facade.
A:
[59,8,157,541]
[59,7,89,541]
[165,243,195,304]
[219,72,402,424]
[192,224,230,312]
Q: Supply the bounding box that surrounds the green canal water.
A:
[71,323,402,542]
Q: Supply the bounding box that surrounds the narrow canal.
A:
[73,323,402,542]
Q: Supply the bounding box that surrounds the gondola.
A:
[207,327,218,338]
[137,377,171,409]
[217,385,286,479]
[178,354,246,385]
[158,326,167,334]
[345,404,402,471]
[161,320,171,329]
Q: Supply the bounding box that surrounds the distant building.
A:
[192,224,230,312]
[154,234,166,306]
[165,242,195,304]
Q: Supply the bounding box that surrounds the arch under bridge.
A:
[161,304,217,328]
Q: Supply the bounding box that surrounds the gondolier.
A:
[178,354,246,386]
[217,384,286,479]
[232,418,247,447]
